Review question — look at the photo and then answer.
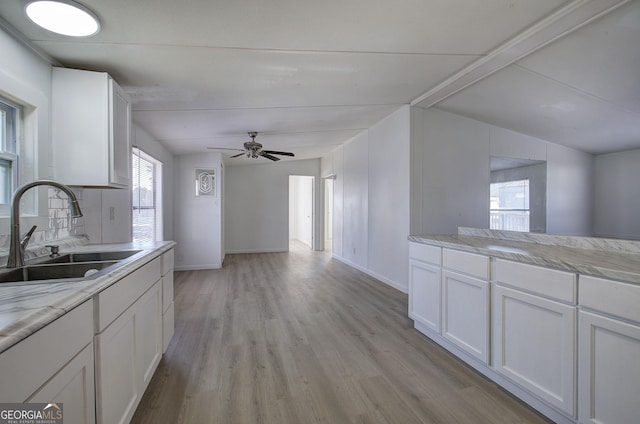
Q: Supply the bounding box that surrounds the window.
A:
[0,98,19,205]
[490,179,530,232]
[132,148,163,242]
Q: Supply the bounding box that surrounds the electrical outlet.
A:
[109,206,115,220]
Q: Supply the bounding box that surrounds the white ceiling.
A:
[0,0,637,161]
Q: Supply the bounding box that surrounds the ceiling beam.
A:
[411,0,631,109]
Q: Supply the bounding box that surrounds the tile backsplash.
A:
[0,188,86,250]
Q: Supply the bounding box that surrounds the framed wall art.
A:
[195,168,216,197]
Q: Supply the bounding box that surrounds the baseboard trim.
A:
[224,249,289,254]
[175,264,221,271]
[332,254,408,294]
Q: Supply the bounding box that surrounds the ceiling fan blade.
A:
[259,152,281,161]
[262,150,295,157]
[206,147,245,152]
[229,152,246,158]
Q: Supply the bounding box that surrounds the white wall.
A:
[174,153,223,270]
[225,159,321,253]
[593,148,640,239]
[0,25,54,237]
[324,105,410,292]
[411,107,594,236]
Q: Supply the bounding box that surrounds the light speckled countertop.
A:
[409,228,640,285]
[0,240,175,354]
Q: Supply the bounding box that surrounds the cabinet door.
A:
[579,311,640,424]
[136,281,163,392]
[29,343,95,424]
[441,270,490,363]
[95,306,138,424]
[110,80,131,187]
[492,285,576,416]
[409,259,441,334]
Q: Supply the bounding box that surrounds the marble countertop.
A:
[0,240,176,354]
[409,229,640,285]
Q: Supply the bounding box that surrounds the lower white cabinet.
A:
[578,311,640,424]
[441,270,490,363]
[162,248,175,352]
[492,285,576,417]
[578,274,640,424]
[0,300,94,423]
[409,259,441,334]
[28,343,95,424]
[408,242,442,335]
[94,257,163,424]
[95,280,162,424]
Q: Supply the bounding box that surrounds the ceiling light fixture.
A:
[25,0,100,37]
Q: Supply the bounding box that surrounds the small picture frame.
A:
[195,168,216,197]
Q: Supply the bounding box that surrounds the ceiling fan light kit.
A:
[208,132,295,162]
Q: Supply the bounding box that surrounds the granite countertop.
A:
[409,228,640,285]
[0,240,176,354]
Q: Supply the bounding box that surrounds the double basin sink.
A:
[0,250,142,285]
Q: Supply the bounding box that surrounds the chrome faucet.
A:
[6,180,83,268]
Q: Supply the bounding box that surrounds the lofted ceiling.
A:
[0,0,637,162]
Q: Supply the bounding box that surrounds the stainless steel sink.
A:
[0,261,118,284]
[0,249,143,285]
[42,250,142,264]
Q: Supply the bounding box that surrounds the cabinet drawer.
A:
[409,242,441,266]
[0,300,93,402]
[442,249,489,280]
[580,275,640,324]
[494,259,576,303]
[95,257,162,332]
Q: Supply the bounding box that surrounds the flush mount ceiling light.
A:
[25,0,100,37]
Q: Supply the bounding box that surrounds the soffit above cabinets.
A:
[0,0,636,159]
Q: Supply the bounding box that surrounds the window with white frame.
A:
[132,147,163,242]
[0,98,18,208]
[490,179,530,232]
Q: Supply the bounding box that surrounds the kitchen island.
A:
[409,228,640,424]
[0,239,175,424]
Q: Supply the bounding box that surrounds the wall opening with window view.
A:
[490,162,546,233]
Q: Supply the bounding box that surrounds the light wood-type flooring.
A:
[131,242,550,424]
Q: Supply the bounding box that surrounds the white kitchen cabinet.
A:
[441,249,490,364]
[162,248,175,352]
[578,275,640,424]
[52,67,131,188]
[408,242,442,334]
[492,282,576,417]
[29,343,95,424]
[94,258,163,424]
[0,300,94,423]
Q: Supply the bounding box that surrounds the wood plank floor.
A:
[131,242,551,424]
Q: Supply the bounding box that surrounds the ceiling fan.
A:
[207,132,295,161]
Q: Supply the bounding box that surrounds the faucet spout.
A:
[6,180,83,268]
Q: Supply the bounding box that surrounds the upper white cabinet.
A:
[52,67,131,188]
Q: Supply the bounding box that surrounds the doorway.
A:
[289,175,314,249]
